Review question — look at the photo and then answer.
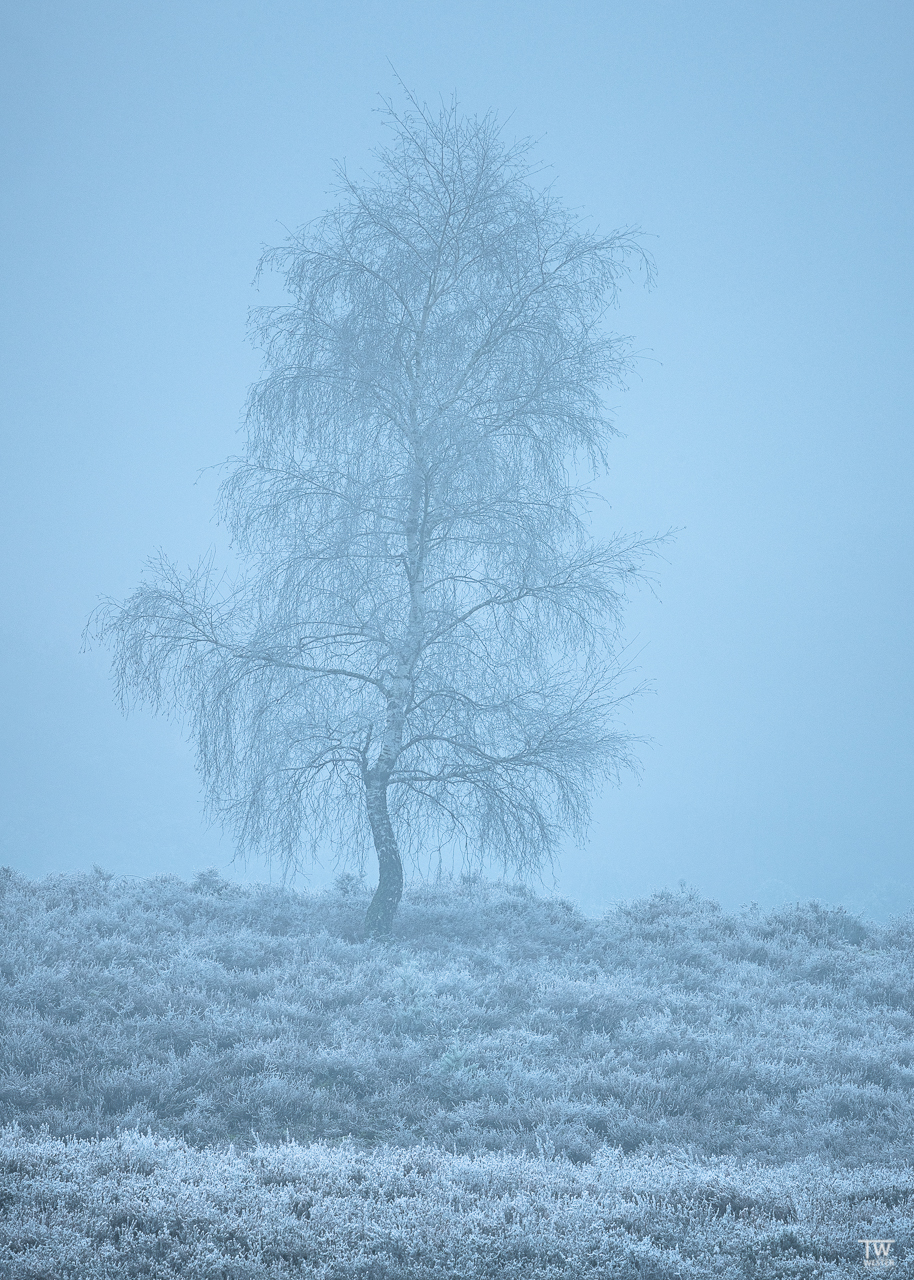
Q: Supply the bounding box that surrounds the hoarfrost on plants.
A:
[1,868,913,1274]
[2,1127,910,1278]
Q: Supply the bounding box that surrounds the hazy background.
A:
[1,1,911,919]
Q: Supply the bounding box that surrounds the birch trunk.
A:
[363,776,403,935]
[362,457,425,934]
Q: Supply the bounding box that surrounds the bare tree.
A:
[91,96,656,935]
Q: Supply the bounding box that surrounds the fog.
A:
[1,1,911,920]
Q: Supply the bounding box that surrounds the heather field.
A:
[1,868,912,1276]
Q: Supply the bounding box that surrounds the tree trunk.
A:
[363,777,403,936]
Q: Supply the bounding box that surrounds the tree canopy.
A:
[93,96,655,933]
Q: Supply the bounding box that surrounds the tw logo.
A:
[859,1239,895,1268]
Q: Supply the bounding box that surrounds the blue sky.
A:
[1,1,911,917]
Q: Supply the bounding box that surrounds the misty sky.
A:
[0,2,911,919]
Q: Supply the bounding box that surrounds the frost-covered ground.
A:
[0,869,912,1276]
[3,1128,911,1278]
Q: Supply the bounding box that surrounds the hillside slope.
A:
[1,868,911,1164]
